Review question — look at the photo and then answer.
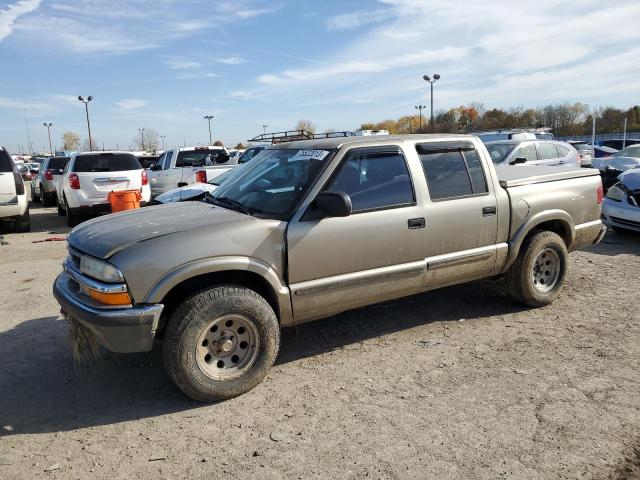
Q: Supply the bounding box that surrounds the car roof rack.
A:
[248,130,314,144]
[312,131,355,139]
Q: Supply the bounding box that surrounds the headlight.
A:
[606,184,625,202]
[80,255,124,283]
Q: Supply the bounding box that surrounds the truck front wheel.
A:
[505,230,568,307]
[162,286,280,402]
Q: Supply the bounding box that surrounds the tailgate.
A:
[80,170,142,200]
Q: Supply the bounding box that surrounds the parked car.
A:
[147,146,234,198]
[134,153,160,170]
[53,134,606,402]
[31,156,69,206]
[477,129,553,142]
[600,139,640,150]
[592,145,640,190]
[602,169,640,233]
[154,165,246,204]
[0,147,30,232]
[55,151,151,226]
[485,139,580,167]
[593,145,618,158]
[567,140,594,167]
[16,164,33,181]
[237,145,266,164]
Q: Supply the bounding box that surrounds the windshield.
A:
[486,143,517,164]
[615,146,640,158]
[74,153,142,172]
[212,148,332,219]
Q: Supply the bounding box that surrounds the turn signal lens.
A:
[85,288,132,306]
[597,182,604,204]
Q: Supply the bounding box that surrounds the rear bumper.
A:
[70,201,148,216]
[53,271,163,353]
[572,219,607,250]
[0,195,28,220]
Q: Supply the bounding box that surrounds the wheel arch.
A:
[145,257,293,334]
[502,210,574,273]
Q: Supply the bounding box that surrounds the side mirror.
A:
[311,191,352,219]
[509,156,528,165]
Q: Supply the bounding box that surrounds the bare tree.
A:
[295,119,317,134]
[81,137,99,152]
[62,131,81,151]
[133,128,160,152]
[234,142,246,149]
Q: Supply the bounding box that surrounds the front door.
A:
[287,146,427,322]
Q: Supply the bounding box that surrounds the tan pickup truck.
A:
[53,134,606,401]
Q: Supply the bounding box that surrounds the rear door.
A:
[73,153,142,201]
[416,141,501,286]
[536,141,562,166]
[0,149,17,204]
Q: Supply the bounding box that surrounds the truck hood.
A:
[68,201,250,259]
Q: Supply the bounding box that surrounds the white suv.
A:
[0,147,30,232]
[56,151,151,226]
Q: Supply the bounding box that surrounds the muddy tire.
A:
[162,285,280,402]
[57,202,65,216]
[31,184,39,202]
[14,209,30,233]
[64,196,79,227]
[41,191,53,207]
[505,230,568,307]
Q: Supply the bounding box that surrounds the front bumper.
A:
[602,198,640,233]
[53,271,163,353]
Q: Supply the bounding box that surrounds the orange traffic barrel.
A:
[109,190,141,213]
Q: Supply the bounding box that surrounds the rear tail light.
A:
[596,182,603,204]
[13,172,24,195]
[44,169,54,181]
[69,173,81,190]
[141,170,148,186]
[577,154,583,166]
[195,170,207,183]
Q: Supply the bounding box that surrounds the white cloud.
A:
[217,56,247,65]
[0,0,40,42]
[166,58,202,69]
[116,99,146,110]
[326,9,389,31]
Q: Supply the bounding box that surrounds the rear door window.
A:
[73,153,142,172]
[513,143,538,162]
[555,144,570,157]
[417,144,488,200]
[327,148,415,212]
[537,142,559,160]
[0,149,13,172]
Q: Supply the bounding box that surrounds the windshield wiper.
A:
[210,195,253,215]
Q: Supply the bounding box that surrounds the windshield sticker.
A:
[290,149,330,161]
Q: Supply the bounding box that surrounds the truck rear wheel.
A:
[162,285,280,402]
[505,230,568,307]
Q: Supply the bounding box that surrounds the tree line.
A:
[360,103,640,137]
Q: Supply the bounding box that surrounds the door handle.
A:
[408,217,425,229]
[482,206,496,216]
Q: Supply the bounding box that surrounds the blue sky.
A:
[1,0,639,153]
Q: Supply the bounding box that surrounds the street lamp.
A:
[422,74,440,132]
[78,96,94,150]
[43,122,53,154]
[138,128,145,150]
[414,105,426,132]
[262,124,268,135]
[204,115,214,145]
[160,135,166,150]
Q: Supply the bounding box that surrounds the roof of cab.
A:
[271,133,474,150]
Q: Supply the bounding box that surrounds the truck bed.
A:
[495,165,600,188]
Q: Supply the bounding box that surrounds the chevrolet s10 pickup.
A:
[53,134,606,401]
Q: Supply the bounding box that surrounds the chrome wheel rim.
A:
[195,314,260,380]
[531,248,561,293]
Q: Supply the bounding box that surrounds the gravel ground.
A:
[1,199,639,480]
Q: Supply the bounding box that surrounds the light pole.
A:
[78,96,94,150]
[422,74,440,132]
[262,124,268,135]
[414,105,426,132]
[204,115,214,145]
[43,122,53,154]
[138,128,145,150]
[160,135,166,150]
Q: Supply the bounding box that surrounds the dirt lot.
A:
[1,198,639,480]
